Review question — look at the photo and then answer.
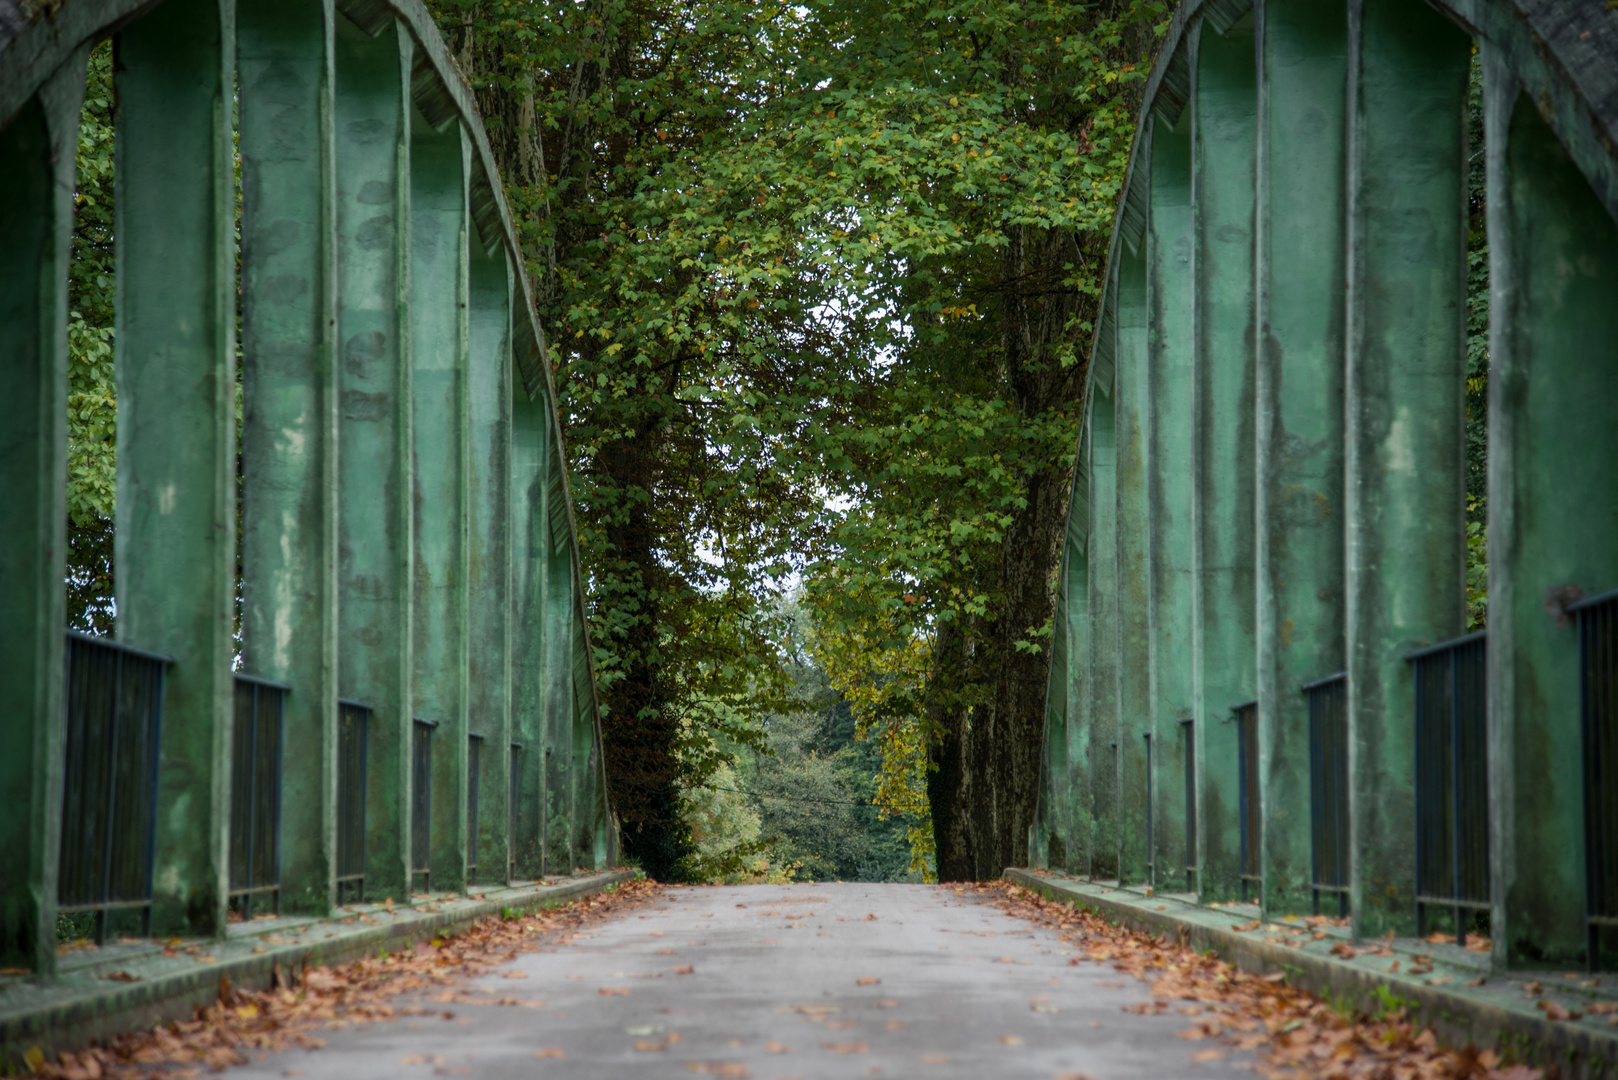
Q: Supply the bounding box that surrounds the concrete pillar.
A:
[510,388,548,878]
[0,47,86,974]
[1033,590,1069,870]
[1147,112,1195,894]
[334,15,413,904]
[1343,0,1470,940]
[410,116,471,893]
[1189,13,1257,906]
[114,0,238,938]
[544,486,579,872]
[1114,239,1151,887]
[466,247,513,885]
[1087,388,1119,882]
[238,0,340,917]
[1254,0,1349,919]
[1484,49,1618,969]
[1064,517,1092,877]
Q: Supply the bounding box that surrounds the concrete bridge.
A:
[3,0,1618,1074]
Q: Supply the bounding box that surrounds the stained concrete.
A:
[227,883,1255,1080]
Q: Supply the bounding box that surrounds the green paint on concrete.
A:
[1254,0,1348,919]
[238,0,340,918]
[0,47,83,975]
[466,247,513,885]
[1064,515,1092,877]
[1486,57,1618,969]
[1114,239,1151,887]
[1087,392,1119,882]
[410,114,471,894]
[114,0,238,939]
[509,387,548,879]
[1343,0,1470,940]
[334,15,413,906]
[1190,12,1257,907]
[1146,112,1195,894]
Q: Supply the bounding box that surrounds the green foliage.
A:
[66,43,118,633]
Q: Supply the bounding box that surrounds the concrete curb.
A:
[0,870,637,1070]
[1005,868,1618,1079]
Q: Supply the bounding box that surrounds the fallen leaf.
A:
[685,1062,750,1077]
[921,1053,948,1064]
[856,976,881,985]
[874,998,898,1008]
[764,1041,790,1053]
[533,1047,565,1059]
[105,971,140,982]
[673,966,695,975]
[1192,1049,1226,1063]
[599,986,630,996]
[821,1041,870,1053]
[999,1035,1024,1046]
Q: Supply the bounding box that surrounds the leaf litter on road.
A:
[13,878,660,1080]
[976,881,1548,1080]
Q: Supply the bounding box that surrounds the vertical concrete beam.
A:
[1254,0,1348,919]
[1064,524,1091,877]
[1190,14,1257,906]
[0,48,85,973]
[334,15,413,904]
[1147,113,1195,894]
[1032,591,1069,869]
[1343,0,1470,940]
[114,0,237,938]
[509,386,547,878]
[238,0,340,917]
[1088,391,1120,882]
[1485,51,1618,968]
[410,116,471,893]
[544,470,579,872]
[467,246,513,885]
[1114,239,1151,887]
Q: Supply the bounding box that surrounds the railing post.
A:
[1342,0,1470,940]
[468,244,514,885]
[1147,105,1195,895]
[510,385,548,878]
[114,0,238,939]
[1087,387,1120,881]
[238,0,340,918]
[1114,236,1151,888]
[1483,46,1618,969]
[334,13,414,905]
[1189,12,1257,907]
[1253,0,1349,920]
[0,46,86,974]
[410,115,472,894]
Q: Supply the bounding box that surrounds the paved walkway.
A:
[229,883,1254,1079]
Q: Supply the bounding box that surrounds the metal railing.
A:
[411,719,435,892]
[1574,588,1618,969]
[1234,701,1260,901]
[1407,631,1490,943]
[1143,731,1154,884]
[229,674,286,919]
[336,700,370,904]
[467,733,483,883]
[1306,673,1350,916]
[1181,718,1196,888]
[59,632,170,943]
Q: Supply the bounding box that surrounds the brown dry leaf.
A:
[1191,1049,1227,1063]
[533,1047,565,1059]
[856,976,881,986]
[863,914,878,921]
[884,1021,905,1030]
[399,1054,445,1065]
[499,971,528,979]
[999,1035,1024,1046]
[1423,931,1456,944]
[764,1041,790,1053]
[1232,920,1262,932]
[821,1041,870,1053]
[684,1064,750,1078]
[920,1053,948,1064]
[104,971,140,982]
[673,965,696,975]
[1055,1073,1099,1080]
[598,986,630,996]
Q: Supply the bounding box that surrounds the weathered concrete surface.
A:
[0,872,632,1071]
[1009,868,1618,1080]
[221,882,1256,1080]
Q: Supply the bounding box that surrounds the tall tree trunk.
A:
[927,616,976,880]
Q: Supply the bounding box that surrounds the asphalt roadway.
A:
[230,883,1256,1079]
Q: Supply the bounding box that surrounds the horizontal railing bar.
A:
[232,672,292,691]
[1415,896,1492,909]
[413,717,439,728]
[1239,874,1263,882]
[468,732,485,741]
[1402,630,1488,662]
[1300,672,1348,693]
[337,698,373,711]
[64,629,175,665]
[1588,916,1618,927]
[1311,884,1351,893]
[1567,587,1618,614]
[335,873,365,883]
[57,900,154,913]
[227,884,281,896]
[1230,700,1257,713]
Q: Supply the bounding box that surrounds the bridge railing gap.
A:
[1031,0,1618,973]
[0,0,615,977]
